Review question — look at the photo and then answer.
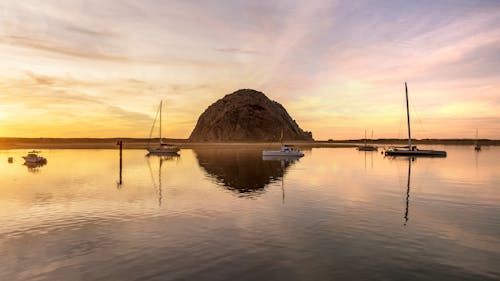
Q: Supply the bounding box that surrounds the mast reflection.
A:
[404,157,413,225]
[147,153,180,207]
[263,155,301,204]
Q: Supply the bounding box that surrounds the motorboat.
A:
[384,82,446,157]
[23,151,47,164]
[262,144,304,157]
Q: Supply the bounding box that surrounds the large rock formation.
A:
[189,89,313,141]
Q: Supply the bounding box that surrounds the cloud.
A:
[0,1,499,138]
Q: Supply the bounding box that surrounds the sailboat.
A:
[357,129,378,151]
[262,129,304,157]
[147,100,180,155]
[474,128,481,151]
[385,82,446,157]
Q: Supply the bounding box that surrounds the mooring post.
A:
[117,140,123,187]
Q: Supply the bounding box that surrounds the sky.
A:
[0,0,499,140]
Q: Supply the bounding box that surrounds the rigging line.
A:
[411,102,428,138]
[148,104,161,148]
[398,102,404,140]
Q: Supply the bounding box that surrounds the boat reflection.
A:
[24,161,47,173]
[194,149,298,195]
[147,153,180,206]
[386,156,414,225]
[263,155,301,203]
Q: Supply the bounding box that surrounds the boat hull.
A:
[357,146,378,151]
[147,147,180,155]
[385,149,446,157]
[262,151,304,157]
[22,157,47,163]
[262,155,302,161]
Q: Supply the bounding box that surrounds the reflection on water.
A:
[146,154,180,206]
[193,149,298,195]
[24,161,47,173]
[405,157,412,225]
[0,147,499,281]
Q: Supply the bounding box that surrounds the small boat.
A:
[385,82,446,157]
[8,157,13,163]
[146,100,180,156]
[357,129,378,151]
[474,128,481,151]
[263,144,304,157]
[23,151,47,164]
[263,129,304,157]
[385,146,446,157]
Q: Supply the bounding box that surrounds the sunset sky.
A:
[1,0,499,140]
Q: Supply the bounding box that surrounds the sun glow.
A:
[1,1,499,139]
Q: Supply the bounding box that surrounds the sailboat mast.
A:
[405,82,411,149]
[364,129,367,146]
[159,100,162,144]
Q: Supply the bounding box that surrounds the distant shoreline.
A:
[0,138,498,149]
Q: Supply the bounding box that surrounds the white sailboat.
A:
[262,129,304,157]
[385,82,446,157]
[147,100,180,156]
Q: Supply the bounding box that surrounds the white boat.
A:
[385,82,446,157]
[263,144,304,157]
[22,150,47,164]
[146,100,180,156]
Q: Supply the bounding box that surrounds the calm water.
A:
[1,146,499,281]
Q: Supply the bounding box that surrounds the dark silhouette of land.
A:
[0,137,497,149]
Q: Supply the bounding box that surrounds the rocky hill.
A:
[189,89,313,142]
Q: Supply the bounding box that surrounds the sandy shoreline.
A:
[0,138,498,149]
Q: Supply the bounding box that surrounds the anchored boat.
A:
[385,82,446,157]
[22,150,47,164]
[474,128,481,151]
[262,144,304,157]
[263,130,304,157]
[357,129,378,151]
[146,100,180,156]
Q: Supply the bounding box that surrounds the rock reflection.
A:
[193,149,298,195]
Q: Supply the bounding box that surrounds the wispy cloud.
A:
[0,0,499,138]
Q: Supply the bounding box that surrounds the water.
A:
[1,146,499,281]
